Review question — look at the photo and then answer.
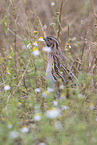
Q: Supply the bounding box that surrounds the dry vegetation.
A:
[0,0,97,145]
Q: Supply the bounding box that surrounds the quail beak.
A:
[43,38,46,41]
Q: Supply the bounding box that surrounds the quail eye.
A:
[46,40,52,47]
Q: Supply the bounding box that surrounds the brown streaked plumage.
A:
[44,36,77,97]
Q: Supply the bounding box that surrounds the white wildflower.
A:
[38,143,46,145]
[8,55,12,59]
[52,100,58,106]
[61,105,68,111]
[21,127,29,133]
[7,70,10,74]
[35,88,41,93]
[43,47,51,52]
[33,41,38,46]
[5,22,7,26]
[65,43,71,49]
[9,130,19,139]
[45,107,61,119]
[47,87,54,93]
[38,37,44,41]
[89,102,95,110]
[33,113,41,121]
[32,50,40,56]
[4,85,10,91]
[27,43,32,49]
[8,124,13,129]
[42,91,49,98]
[32,47,40,56]
[51,2,55,6]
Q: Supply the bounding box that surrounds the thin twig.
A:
[8,28,22,40]
[30,10,46,37]
[57,0,64,39]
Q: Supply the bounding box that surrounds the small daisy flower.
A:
[43,47,51,52]
[52,100,58,106]
[66,43,70,46]
[35,88,41,93]
[32,50,40,56]
[33,113,41,121]
[89,102,95,110]
[61,105,68,111]
[51,2,55,6]
[8,55,12,59]
[42,90,49,98]
[18,102,22,106]
[96,117,97,121]
[34,31,38,34]
[4,85,10,91]
[6,69,10,74]
[5,22,7,26]
[65,43,71,49]
[33,41,38,46]
[8,123,13,129]
[47,87,54,93]
[21,126,29,133]
[38,37,44,41]
[32,47,40,56]
[45,107,61,119]
[54,121,62,130]
[9,130,19,139]
[27,43,32,49]
[38,143,46,145]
